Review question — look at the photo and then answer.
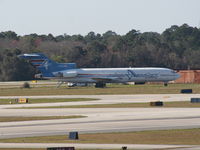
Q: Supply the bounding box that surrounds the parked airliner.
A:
[19,53,180,87]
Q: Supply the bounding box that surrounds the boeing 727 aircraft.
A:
[19,53,180,88]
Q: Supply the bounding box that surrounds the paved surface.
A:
[0,143,199,149]
[1,94,200,149]
[1,108,200,139]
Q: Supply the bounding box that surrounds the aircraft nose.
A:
[175,73,180,80]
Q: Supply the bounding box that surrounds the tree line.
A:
[0,24,200,81]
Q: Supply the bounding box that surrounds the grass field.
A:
[0,83,199,96]
[1,128,200,145]
[0,115,86,122]
[0,98,97,105]
[14,101,200,109]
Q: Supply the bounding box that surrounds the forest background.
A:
[0,24,200,81]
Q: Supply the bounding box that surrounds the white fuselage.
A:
[52,67,180,83]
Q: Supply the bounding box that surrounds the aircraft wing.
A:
[92,77,120,82]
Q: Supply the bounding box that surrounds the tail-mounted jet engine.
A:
[53,71,77,78]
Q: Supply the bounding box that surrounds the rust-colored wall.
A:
[194,70,200,83]
[175,70,200,83]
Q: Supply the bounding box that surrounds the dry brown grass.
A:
[0,98,97,105]
[1,128,200,145]
[0,83,200,96]
[0,116,86,122]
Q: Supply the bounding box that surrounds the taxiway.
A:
[0,94,200,149]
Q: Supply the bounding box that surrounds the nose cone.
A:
[175,73,180,80]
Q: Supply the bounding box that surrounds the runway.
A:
[1,108,200,139]
[0,94,200,149]
[1,143,199,150]
[0,94,200,138]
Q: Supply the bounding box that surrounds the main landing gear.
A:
[95,82,106,88]
[56,81,64,88]
[164,82,168,86]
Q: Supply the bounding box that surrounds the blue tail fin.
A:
[18,53,76,78]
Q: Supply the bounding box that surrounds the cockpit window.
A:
[171,70,177,73]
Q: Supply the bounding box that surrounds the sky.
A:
[0,0,200,36]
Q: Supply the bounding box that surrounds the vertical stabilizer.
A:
[18,53,57,77]
[18,53,77,78]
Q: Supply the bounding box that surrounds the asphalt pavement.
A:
[0,94,200,149]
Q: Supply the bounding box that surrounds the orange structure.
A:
[175,70,200,83]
